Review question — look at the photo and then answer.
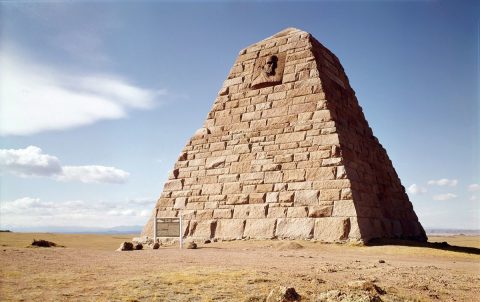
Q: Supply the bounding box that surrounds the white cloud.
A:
[0,49,165,136]
[0,196,154,228]
[468,184,480,192]
[0,146,129,184]
[407,184,427,195]
[58,166,129,184]
[0,145,62,177]
[470,195,478,201]
[427,178,458,187]
[432,193,457,201]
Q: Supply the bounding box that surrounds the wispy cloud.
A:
[468,184,480,192]
[427,178,458,187]
[0,49,165,136]
[407,184,427,195]
[0,146,129,184]
[0,196,152,228]
[432,193,457,201]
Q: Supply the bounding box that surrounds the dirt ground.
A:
[0,233,479,301]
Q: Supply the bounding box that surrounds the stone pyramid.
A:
[142,28,426,243]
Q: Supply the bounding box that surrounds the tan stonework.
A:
[142,28,426,243]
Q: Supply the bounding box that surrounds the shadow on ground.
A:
[366,238,480,255]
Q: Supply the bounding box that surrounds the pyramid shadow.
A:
[366,238,480,255]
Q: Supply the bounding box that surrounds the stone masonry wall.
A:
[142,28,426,243]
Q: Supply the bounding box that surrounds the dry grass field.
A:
[0,232,479,301]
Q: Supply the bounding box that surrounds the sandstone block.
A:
[283,169,306,182]
[249,193,266,204]
[190,220,216,239]
[341,188,353,200]
[204,201,219,209]
[256,184,273,193]
[287,182,312,190]
[262,163,282,171]
[274,154,293,163]
[266,192,279,203]
[279,191,294,203]
[233,205,267,219]
[287,207,308,218]
[322,157,342,166]
[333,200,357,216]
[244,219,276,239]
[310,150,330,160]
[336,165,347,179]
[173,197,187,209]
[210,142,226,151]
[188,158,205,167]
[218,174,239,182]
[164,179,184,191]
[314,217,350,241]
[275,218,314,239]
[223,182,242,194]
[288,102,316,115]
[312,134,340,146]
[213,209,233,219]
[234,143,251,153]
[186,202,204,210]
[267,207,287,218]
[264,171,283,183]
[312,110,331,122]
[215,219,245,240]
[308,205,333,218]
[196,209,213,219]
[319,189,341,201]
[294,190,319,206]
[305,167,335,180]
[226,194,249,205]
[276,132,306,144]
[202,183,223,195]
[206,156,226,169]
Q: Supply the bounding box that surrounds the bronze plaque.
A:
[250,52,286,89]
[156,218,180,237]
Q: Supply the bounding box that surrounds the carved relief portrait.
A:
[251,52,286,89]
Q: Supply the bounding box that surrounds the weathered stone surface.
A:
[294,190,319,206]
[308,205,333,218]
[314,217,350,241]
[244,219,276,239]
[142,27,427,244]
[173,197,187,209]
[215,219,245,240]
[213,209,232,219]
[276,218,314,239]
[266,286,301,302]
[201,183,223,195]
[190,220,216,239]
[332,200,357,217]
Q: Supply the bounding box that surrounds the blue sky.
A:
[0,1,478,230]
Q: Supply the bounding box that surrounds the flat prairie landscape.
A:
[0,232,479,301]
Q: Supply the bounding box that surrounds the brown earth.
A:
[0,233,479,301]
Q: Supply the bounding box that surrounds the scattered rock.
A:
[135,243,143,250]
[31,239,58,248]
[316,289,382,302]
[204,239,211,244]
[378,260,385,263]
[186,242,197,249]
[266,286,300,302]
[276,242,304,250]
[152,242,160,249]
[116,241,134,251]
[348,280,385,295]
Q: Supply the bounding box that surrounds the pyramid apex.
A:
[272,27,309,37]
